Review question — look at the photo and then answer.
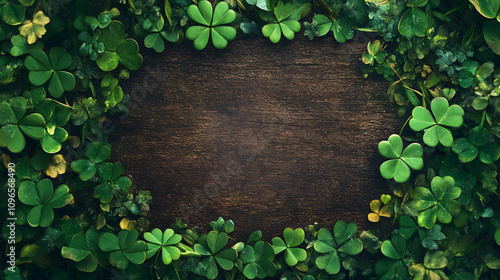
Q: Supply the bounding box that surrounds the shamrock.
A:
[194,230,238,279]
[18,179,73,227]
[261,1,300,43]
[271,228,306,266]
[186,0,236,50]
[0,97,45,153]
[452,126,500,164]
[375,234,409,280]
[24,47,75,98]
[409,97,464,147]
[144,228,182,265]
[378,134,424,183]
[98,229,148,269]
[238,241,276,279]
[409,176,461,229]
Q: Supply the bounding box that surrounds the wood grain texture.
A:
[110,33,403,240]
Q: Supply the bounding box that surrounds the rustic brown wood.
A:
[110,33,403,240]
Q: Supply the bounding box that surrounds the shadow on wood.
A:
[110,33,403,240]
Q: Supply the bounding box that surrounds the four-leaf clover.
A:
[194,230,238,279]
[144,228,182,265]
[261,1,301,43]
[186,0,237,50]
[18,178,73,227]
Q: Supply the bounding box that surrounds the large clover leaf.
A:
[378,134,423,183]
[18,179,73,227]
[24,47,75,98]
[94,162,132,204]
[375,234,409,280]
[194,230,238,279]
[314,221,363,275]
[98,229,147,269]
[186,0,236,50]
[398,7,427,39]
[311,14,354,43]
[95,20,143,71]
[35,99,70,153]
[239,241,276,279]
[261,1,301,43]
[144,228,182,265]
[452,126,500,164]
[271,227,306,266]
[409,97,464,147]
[409,176,461,229]
[70,142,111,181]
[0,96,45,153]
[61,229,102,272]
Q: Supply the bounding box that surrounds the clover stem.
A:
[51,99,73,109]
[172,261,181,280]
[480,110,486,127]
[399,115,412,136]
[154,252,161,279]
[315,0,337,21]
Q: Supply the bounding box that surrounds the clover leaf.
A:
[98,229,147,269]
[18,179,73,227]
[19,10,49,44]
[261,1,300,43]
[24,47,75,98]
[378,134,424,183]
[10,35,42,57]
[311,14,354,43]
[35,99,70,153]
[61,229,101,272]
[95,21,143,71]
[144,228,182,265]
[209,217,234,233]
[0,97,45,153]
[94,162,132,204]
[375,234,409,280]
[1,2,25,26]
[194,230,238,279]
[368,194,392,222]
[470,0,500,19]
[239,241,276,279]
[409,251,448,280]
[362,40,387,66]
[452,126,500,164]
[272,227,306,266]
[314,221,363,275]
[409,97,464,147]
[398,7,427,39]
[186,0,236,50]
[410,176,461,229]
[70,142,111,181]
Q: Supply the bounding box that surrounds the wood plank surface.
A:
[110,33,403,239]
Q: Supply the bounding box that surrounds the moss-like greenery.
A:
[2,0,500,279]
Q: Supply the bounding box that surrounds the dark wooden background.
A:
[110,33,402,240]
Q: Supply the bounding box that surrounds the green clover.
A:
[70,142,111,181]
[409,97,464,147]
[409,176,461,229]
[144,228,182,265]
[452,126,500,164]
[98,229,148,269]
[314,221,363,275]
[35,99,70,153]
[398,7,428,39]
[94,162,132,204]
[186,0,236,50]
[18,179,73,227]
[24,47,75,98]
[271,227,306,266]
[362,40,387,66]
[95,21,143,71]
[375,234,409,280]
[378,134,424,183]
[409,251,448,280]
[238,241,277,279]
[311,14,355,43]
[61,229,102,272]
[194,230,238,279]
[261,1,301,43]
[0,97,45,153]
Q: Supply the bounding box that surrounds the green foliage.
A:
[261,1,301,43]
[98,229,148,269]
[70,142,111,181]
[144,228,182,265]
[398,7,427,39]
[61,229,101,272]
[409,176,461,229]
[409,97,464,147]
[0,97,44,153]
[185,0,236,50]
[238,241,276,279]
[272,227,306,266]
[95,21,143,71]
[18,179,73,227]
[194,230,238,279]
[314,221,363,274]
[24,48,75,98]
[378,134,424,183]
[376,234,409,280]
